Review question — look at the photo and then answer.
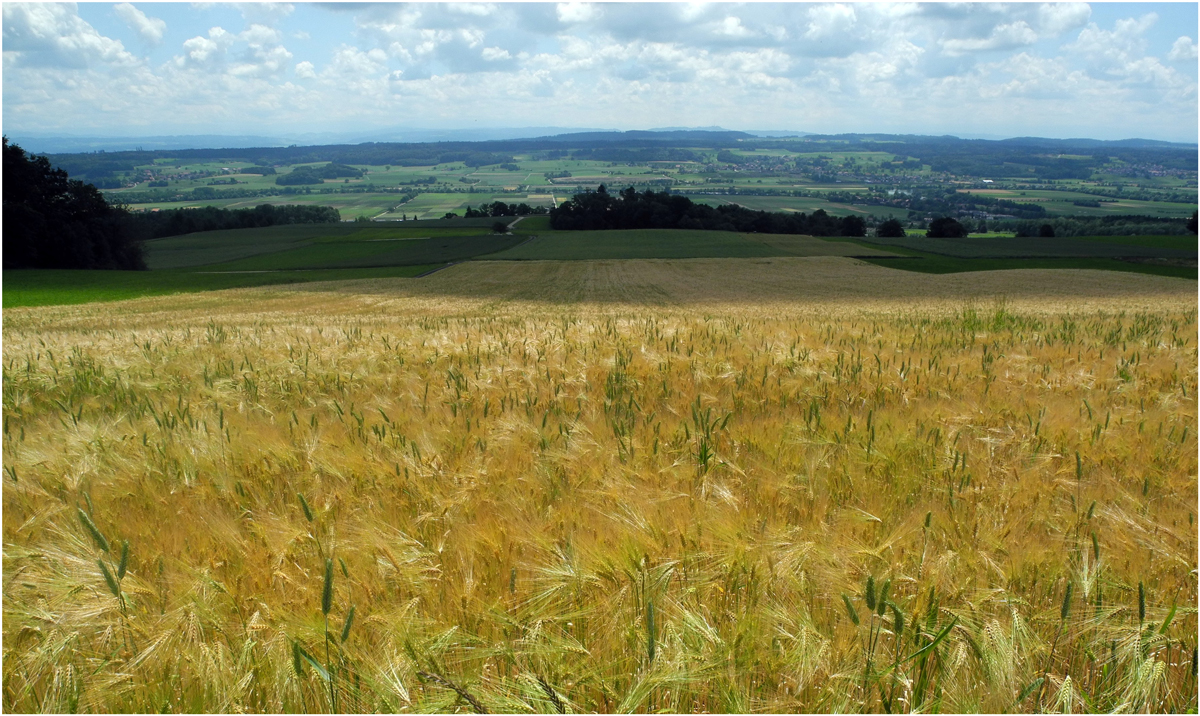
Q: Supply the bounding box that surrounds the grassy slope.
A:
[858,234,1197,259]
[2,266,439,308]
[145,222,505,269]
[203,233,527,271]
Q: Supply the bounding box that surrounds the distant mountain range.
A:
[9,127,1196,156]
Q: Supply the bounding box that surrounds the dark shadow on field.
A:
[278,257,1200,308]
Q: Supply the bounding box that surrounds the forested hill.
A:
[41,131,1198,185]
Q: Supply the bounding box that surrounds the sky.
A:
[3,2,1198,144]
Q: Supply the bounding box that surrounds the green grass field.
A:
[9,217,1195,309]
[2,265,439,308]
[483,229,900,261]
[379,192,558,220]
[145,221,515,269]
[859,233,1197,260]
[204,233,526,271]
[684,194,912,220]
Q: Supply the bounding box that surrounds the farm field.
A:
[2,258,1196,713]
[144,223,517,270]
[378,193,558,220]
[0,265,438,308]
[128,194,411,221]
[859,234,1198,260]
[954,190,1198,219]
[484,229,900,261]
[684,194,910,219]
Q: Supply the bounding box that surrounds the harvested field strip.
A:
[484,229,901,261]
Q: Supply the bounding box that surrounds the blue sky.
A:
[3,2,1197,143]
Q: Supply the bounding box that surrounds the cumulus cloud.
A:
[942,21,1038,56]
[1068,13,1158,66]
[557,3,597,25]
[114,3,166,45]
[3,3,138,68]
[233,3,294,25]
[3,2,1196,142]
[179,26,234,65]
[1168,36,1198,62]
[1035,3,1091,36]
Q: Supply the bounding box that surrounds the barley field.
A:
[3,258,1197,713]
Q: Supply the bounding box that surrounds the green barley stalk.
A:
[322,557,335,709]
[341,605,356,643]
[298,492,315,522]
[117,540,129,580]
[78,508,110,553]
[99,559,120,599]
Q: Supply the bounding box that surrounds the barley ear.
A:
[1138,581,1146,624]
[646,600,657,664]
[1060,581,1073,621]
[1091,532,1099,562]
[890,602,905,637]
[865,575,876,612]
[877,578,891,616]
[322,558,334,615]
[78,508,110,553]
[99,559,120,599]
[842,593,860,626]
[298,493,314,522]
[292,640,305,677]
[341,605,356,643]
[117,540,129,580]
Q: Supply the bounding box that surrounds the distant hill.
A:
[797,133,1197,150]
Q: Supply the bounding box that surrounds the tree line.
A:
[3,138,342,270]
[459,201,550,218]
[129,204,340,240]
[549,186,866,237]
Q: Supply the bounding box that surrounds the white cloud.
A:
[114,3,166,46]
[2,2,1195,143]
[233,3,294,25]
[942,21,1038,56]
[1035,3,1091,36]
[180,26,234,65]
[805,4,857,41]
[1068,13,1158,66]
[3,3,138,68]
[715,17,752,39]
[447,4,496,18]
[1168,36,1198,62]
[557,3,597,25]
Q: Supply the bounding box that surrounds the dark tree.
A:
[1039,223,1056,238]
[492,221,509,233]
[839,215,866,237]
[926,217,967,238]
[876,218,906,238]
[1188,211,1197,234]
[3,137,144,270]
